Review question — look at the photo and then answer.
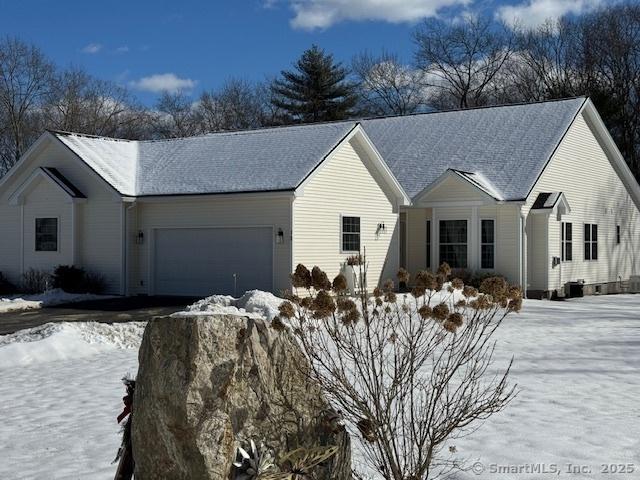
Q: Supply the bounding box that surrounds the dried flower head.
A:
[443,320,458,333]
[291,264,312,289]
[479,276,508,301]
[418,305,432,319]
[341,308,360,325]
[271,316,286,331]
[312,290,336,318]
[415,270,437,290]
[447,312,464,327]
[508,296,523,313]
[278,301,296,319]
[451,278,464,290]
[332,273,348,293]
[397,268,410,284]
[375,297,383,307]
[411,286,426,298]
[356,418,378,443]
[384,291,397,303]
[346,254,363,266]
[373,287,383,298]
[437,262,452,278]
[311,266,332,291]
[455,299,467,308]
[462,286,478,298]
[300,297,312,309]
[432,303,449,321]
[383,279,395,293]
[389,332,398,343]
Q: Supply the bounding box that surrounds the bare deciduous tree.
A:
[277,262,519,480]
[0,37,54,174]
[353,51,427,116]
[197,78,263,132]
[153,91,202,138]
[414,16,515,109]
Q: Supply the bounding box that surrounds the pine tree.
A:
[271,45,357,123]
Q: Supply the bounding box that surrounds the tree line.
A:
[1,2,639,180]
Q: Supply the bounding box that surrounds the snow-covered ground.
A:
[0,293,638,479]
[0,289,115,313]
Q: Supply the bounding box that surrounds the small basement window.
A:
[341,216,361,252]
[616,225,621,245]
[35,218,58,252]
[584,223,598,261]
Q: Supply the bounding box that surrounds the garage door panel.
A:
[153,227,273,296]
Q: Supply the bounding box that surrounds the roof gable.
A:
[360,97,586,201]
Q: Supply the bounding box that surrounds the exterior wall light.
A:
[136,230,144,245]
[276,228,284,244]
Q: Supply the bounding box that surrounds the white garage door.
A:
[153,227,273,296]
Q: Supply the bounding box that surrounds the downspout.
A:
[123,201,137,296]
[521,209,528,299]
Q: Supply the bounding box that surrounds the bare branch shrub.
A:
[276,261,520,479]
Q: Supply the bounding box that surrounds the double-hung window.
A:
[584,223,598,260]
[341,216,361,252]
[561,222,573,261]
[35,218,58,252]
[480,219,495,269]
[439,220,467,268]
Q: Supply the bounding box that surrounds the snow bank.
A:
[0,288,115,313]
[0,321,145,367]
[177,289,283,321]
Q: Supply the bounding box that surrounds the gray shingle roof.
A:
[51,97,586,201]
[360,97,586,200]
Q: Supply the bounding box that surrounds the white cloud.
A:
[129,73,197,94]
[497,0,604,29]
[283,0,470,30]
[115,46,130,54]
[81,43,102,54]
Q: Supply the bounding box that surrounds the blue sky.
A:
[0,0,608,105]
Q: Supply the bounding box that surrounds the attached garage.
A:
[151,227,273,296]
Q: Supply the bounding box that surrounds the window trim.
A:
[438,218,469,269]
[480,218,496,270]
[340,214,361,254]
[35,216,60,253]
[561,222,573,262]
[584,223,598,261]
[426,219,432,269]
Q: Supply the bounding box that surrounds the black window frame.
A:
[439,219,468,269]
[584,223,598,261]
[341,216,361,253]
[35,217,58,252]
[561,222,573,261]
[480,219,495,269]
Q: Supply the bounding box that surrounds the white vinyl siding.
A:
[525,112,640,291]
[0,139,126,293]
[129,195,292,295]
[292,138,399,288]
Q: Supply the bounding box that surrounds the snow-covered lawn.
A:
[0,289,115,313]
[0,293,638,479]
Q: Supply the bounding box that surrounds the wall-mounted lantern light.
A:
[136,230,145,245]
[276,228,284,244]
[377,222,386,234]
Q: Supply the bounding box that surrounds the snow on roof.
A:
[52,122,356,196]
[360,97,586,200]
[50,97,586,200]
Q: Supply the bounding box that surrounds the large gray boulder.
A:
[132,314,351,480]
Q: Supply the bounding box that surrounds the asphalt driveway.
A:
[0,296,198,335]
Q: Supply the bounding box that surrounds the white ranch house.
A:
[1,97,639,298]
